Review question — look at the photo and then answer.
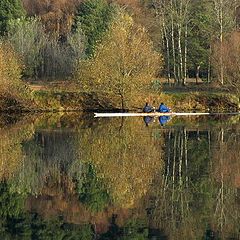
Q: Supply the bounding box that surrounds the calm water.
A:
[0,113,240,240]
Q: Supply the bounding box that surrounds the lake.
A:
[0,113,240,239]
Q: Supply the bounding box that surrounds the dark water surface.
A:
[0,113,240,240]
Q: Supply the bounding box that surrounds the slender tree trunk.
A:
[207,46,211,83]
[177,0,183,84]
[170,0,177,84]
[220,3,224,85]
[177,24,183,84]
[196,65,200,84]
[183,22,188,85]
[163,21,171,84]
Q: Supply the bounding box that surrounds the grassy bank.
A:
[0,86,239,113]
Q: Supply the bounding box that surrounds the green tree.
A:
[78,164,110,213]
[75,11,161,110]
[0,182,26,219]
[74,0,116,56]
[0,0,26,36]
[187,0,213,82]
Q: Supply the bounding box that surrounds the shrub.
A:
[0,42,31,104]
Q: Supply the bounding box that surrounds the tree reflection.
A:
[0,114,240,239]
[78,117,164,208]
[211,126,240,238]
[0,118,34,180]
[144,122,240,239]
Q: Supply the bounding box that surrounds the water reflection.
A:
[0,113,240,239]
[143,116,171,127]
[159,116,171,126]
[143,116,154,126]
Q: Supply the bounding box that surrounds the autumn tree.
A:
[210,0,239,85]
[75,11,161,110]
[215,32,240,96]
[39,28,85,79]
[0,0,26,35]
[0,42,31,103]
[22,0,82,37]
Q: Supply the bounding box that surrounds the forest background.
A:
[1,0,240,111]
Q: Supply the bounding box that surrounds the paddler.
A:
[143,102,155,113]
[157,103,170,113]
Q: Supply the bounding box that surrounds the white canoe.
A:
[94,112,213,118]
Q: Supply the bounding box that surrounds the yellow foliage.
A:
[75,11,162,109]
[0,122,34,181]
[0,42,31,102]
[78,117,164,208]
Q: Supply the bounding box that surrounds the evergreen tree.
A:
[0,0,26,36]
[73,0,116,56]
[187,0,213,81]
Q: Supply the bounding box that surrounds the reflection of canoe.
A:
[94,112,239,118]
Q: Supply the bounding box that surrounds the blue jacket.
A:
[157,104,170,113]
[143,104,154,113]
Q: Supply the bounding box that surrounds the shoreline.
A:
[0,88,239,114]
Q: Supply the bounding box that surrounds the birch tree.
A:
[153,0,191,85]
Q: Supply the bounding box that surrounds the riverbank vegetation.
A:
[0,42,32,111]
[0,0,240,111]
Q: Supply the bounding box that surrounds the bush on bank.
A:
[0,42,32,111]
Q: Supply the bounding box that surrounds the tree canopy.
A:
[0,0,26,35]
[74,0,116,56]
[75,11,162,109]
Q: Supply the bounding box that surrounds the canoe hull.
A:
[94,112,211,117]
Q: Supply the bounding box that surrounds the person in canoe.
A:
[157,103,170,113]
[143,102,155,113]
